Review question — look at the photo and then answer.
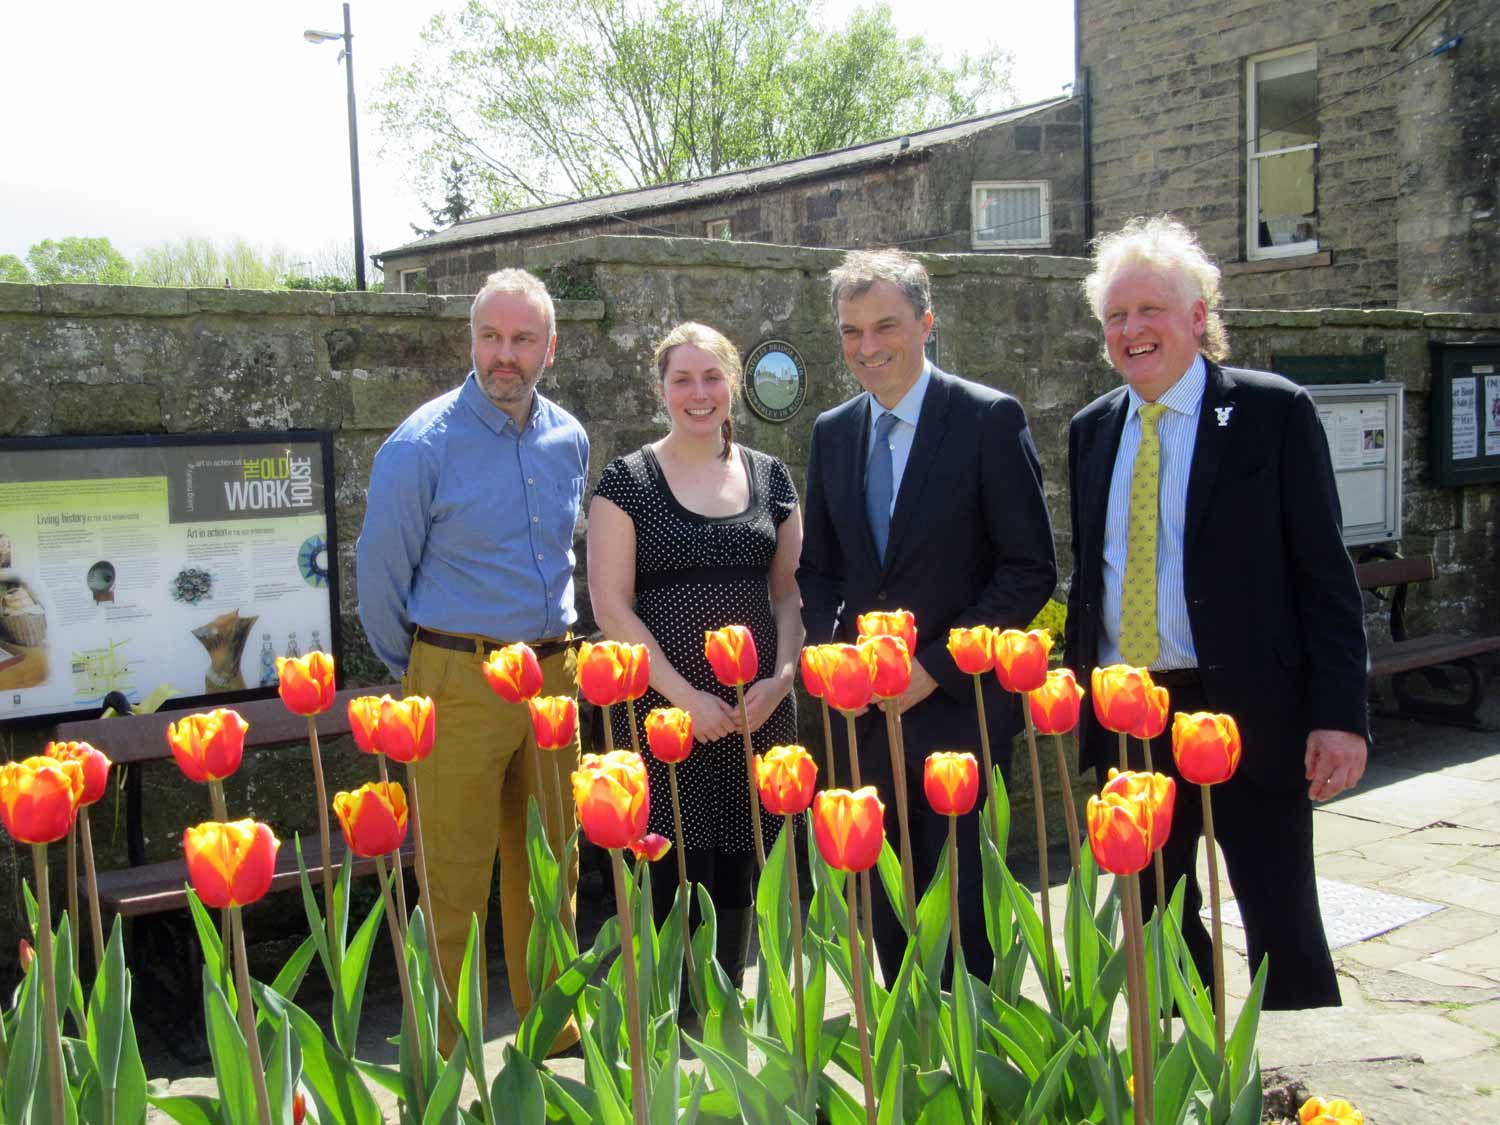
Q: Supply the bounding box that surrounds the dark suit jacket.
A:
[798,367,1057,747]
[1064,360,1369,789]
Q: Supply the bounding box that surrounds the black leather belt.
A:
[415,627,573,661]
[1150,667,1201,689]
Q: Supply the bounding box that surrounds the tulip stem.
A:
[1201,783,1227,1057]
[1021,705,1056,992]
[819,697,837,789]
[305,717,341,989]
[66,824,81,977]
[79,809,106,974]
[1121,872,1154,1125]
[406,763,458,1029]
[1140,737,1170,1044]
[785,812,808,1093]
[1049,733,1081,875]
[734,684,767,870]
[376,854,426,1118]
[882,703,918,931]
[972,674,1004,859]
[610,850,650,1125]
[947,815,961,987]
[846,870,877,1125]
[535,728,577,952]
[600,703,614,752]
[207,781,233,997]
[32,844,67,1125]
[1118,730,1129,772]
[668,762,704,1016]
[230,907,274,1125]
[842,712,878,970]
[375,757,409,936]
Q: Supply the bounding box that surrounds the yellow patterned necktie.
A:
[1120,402,1169,667]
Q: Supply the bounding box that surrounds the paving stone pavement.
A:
[143,681,1500,1122]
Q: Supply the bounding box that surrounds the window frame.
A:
[970,180,1051,250]
[399,267,429,294]
[1245,43,1319,261]
[703,218,732,240]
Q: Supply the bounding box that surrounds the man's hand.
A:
[1304,729,1367,802]
[892,657,939,715]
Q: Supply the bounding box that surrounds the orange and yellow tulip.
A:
[812,787,886,873]
[705,625,758,687]
[483,642,543,703]
[183,819,280,909]
[755,745,818,815]
[1086,791,1153,875]
[1091,664,1155,735]
[856,609,917,654]
[576,640,632,707]
[43,740,110,807]
[860,634,911,700]
[644,706,692,764]
[1101,767,1175,849]
[374,695,436,763]
[947,625,995,675]
[276,651,336,715]
[621,643,650,701]
[923,752,979,816]
[166,709,249,783]
[811,644,875,713]
[1172,711,1243,786]
[333,781,409,858]
[1133,683,1171,741]
[799,647,828,699]
[1028,668,1084,734]
[993,628,1052,693]
[572,750,650,850]
[0,757,83,845]
[529,695,578,751]
[347,695,382,753]
[629,833,671,862]
[1298,1096,1364,1125]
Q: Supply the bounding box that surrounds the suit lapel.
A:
[884,369,952,571]
[1083,390,1130,552]
[1183,361,1233,549]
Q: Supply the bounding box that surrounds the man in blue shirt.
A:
[357,268,587,1053]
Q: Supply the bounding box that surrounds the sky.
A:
[0,1,1074,273]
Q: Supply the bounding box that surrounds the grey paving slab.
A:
[1325,767,1500,830]
[1255,1005,1493,1069]
[1384,868,1500,916]
[1312,812,1412,854]
[1264,1054,1500,1125]
[1447,999,1500,1040]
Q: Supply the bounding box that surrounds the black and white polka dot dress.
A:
[594,445,799,854]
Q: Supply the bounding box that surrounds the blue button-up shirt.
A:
[356,374,589,677]
[1100,355,1204,670]
[865,361,932,516]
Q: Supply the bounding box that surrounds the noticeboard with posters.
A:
[1305,383,1404,547]
[0,431,339,725]
[1429,341,1500,487]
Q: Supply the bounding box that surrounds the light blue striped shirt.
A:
[356,374,589,677]
[1100,355,1205,669]
[866,361,932,515]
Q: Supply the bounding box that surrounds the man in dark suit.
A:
[1065,216,1369,1009]
[798,248,1057,982]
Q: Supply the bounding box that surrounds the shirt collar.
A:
[1126,354,1206,420]
[460,371,536,437]
[869,361,932,430]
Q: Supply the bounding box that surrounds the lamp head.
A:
[304,29,342,44]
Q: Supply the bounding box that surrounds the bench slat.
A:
[1369,634,1500,677]
[1356,556,1436,589]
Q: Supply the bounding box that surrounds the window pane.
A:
[977,186,1042,242]
[1254,148,1317,248]
[1255,58,1317,151]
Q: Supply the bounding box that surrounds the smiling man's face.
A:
[837,279,932,409]
[1101,262,1205,402]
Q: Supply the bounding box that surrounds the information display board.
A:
[1428,341,1500,487]
[1306,383,1404,546]
[0,432,339,725]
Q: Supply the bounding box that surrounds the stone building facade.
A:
[377,98,1088,294]
[1079,0,1499,311]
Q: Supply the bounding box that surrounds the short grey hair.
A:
[470,268,556,340]
[1082,215,1230,363]
[829,249,931,322]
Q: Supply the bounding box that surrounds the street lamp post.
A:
[305,3,366,290]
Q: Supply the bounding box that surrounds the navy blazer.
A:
[798,366,1057,745]
[1064,360,1369,788]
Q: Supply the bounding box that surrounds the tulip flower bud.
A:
[333,781,410,858]
[923,751,979,816]
[347,695,382,754]
[293,1091,307,1125]
[856,609,917,654]
[43,740,111,807]
[572,750,650,850]
[993,628,1052,693]
[576,640,632,707]
[529,695,579,751]
[167,708,249,783]
[629,833,671,862]
[705,625,758,687]
[1086,792,1152,875]
[644,706,692,764]
[1171,711,1243,786]
[755,745,817,815]
[799,647,828,699]
[17,938,34,975]
[0,756,85,845]
[1101,767,1175,851]
[483,642,543,703]
[817,644,876,713]
[276,651,336,715]
[183,819,280,909]
[860,634,911,700]
[620,643,650,702]
[1028,668,1084,735]
[374,695,436,763]
[1298,1096,1365,1125]
[947,625,995,675]
[812,787,886,873]
[1090,664,1155,735]
[1132,684,1171,741]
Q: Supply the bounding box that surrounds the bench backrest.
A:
[1355,555,1435,591]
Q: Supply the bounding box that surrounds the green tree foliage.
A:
[0,254,29,282]
[377,0,1014,212]
[25,236,133,284]
[411,158,479,237]
[132,237,291,289]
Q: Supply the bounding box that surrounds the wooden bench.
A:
[1356,555,1500,726]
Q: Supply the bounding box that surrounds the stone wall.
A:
[382,100,1088,294]
[1079,0,1498,313]
[1,237,1497,946]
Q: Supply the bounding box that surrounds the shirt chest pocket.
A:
[542,475,586,540]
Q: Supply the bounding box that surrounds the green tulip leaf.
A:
[538,1072,597,1124]
[490,1043,547,1124]
[250,981,382,1125]
[143,1093,226,1124]
[456,918,493,1121]
[84,916,147,1125]
[419,1046,469,1125]
[201,970,255,1125]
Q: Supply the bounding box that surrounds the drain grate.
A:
[1203,877,1442,950]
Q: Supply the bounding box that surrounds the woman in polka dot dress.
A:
[587,321,803,988]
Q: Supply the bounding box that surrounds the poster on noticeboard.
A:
[0,431,339,725]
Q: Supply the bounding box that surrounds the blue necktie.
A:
[866,411,897,562]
